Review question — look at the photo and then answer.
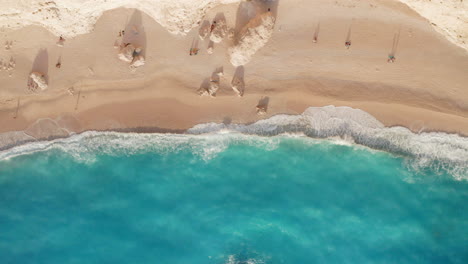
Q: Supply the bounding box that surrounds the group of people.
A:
[311,32,396,62]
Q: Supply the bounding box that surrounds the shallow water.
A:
[0,135,467,264]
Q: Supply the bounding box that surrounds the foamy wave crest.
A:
[188,106,468,180]
[1,106,467,180]
[0,131,280,163]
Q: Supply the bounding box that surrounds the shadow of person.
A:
[313,22,320,42]
[345,25,352,43]
[389,29,401,57]
[31,49,49,82]
[256,96,270,114]
[234,0,280,43]
[123,10,147,57]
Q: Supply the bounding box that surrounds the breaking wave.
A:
[190,106,468,180]
[0,106,467,180]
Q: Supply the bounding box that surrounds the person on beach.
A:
[56,61,61,68]
[189,48,200,56]
[388,55,396,63]
[57,36,65,47]
[210,21,216,33]
[345,41,351,49]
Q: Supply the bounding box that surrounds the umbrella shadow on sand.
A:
[30,49,49,83]
[123,10,147,57]
[234,0,280,43]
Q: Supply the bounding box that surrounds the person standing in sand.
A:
[190,48,199,56]
[210,21,216,33]
[345,41,351,49]
[57,36,65,47]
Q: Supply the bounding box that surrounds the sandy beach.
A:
[0,0,467,149]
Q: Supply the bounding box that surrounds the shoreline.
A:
[0,0,467,151]
[2,107,468,180]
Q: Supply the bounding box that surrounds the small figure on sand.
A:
[313,22,320,43]
[387,55,396,63]
[57,36,65,47]
[56,61,61,68]
[189,48,199,56]
[210,21,217,33]
[190,38,200,56]
[345,40,351,49]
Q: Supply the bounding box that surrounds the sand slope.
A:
[0,0,466,51]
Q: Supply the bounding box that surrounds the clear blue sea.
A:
[0,133,467,264]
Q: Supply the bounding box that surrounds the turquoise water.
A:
[0,134,467,263]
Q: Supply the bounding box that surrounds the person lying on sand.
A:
[345,41,351,49]
[388,55,396,63]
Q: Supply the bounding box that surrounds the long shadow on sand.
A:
[389,28,401,57]
[123,10,147,57]
[31,49,49,83]
[234,0,280,43]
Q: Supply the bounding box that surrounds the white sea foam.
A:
[188,106,468,180]
[0,130,280,164]
[0,106,467,180]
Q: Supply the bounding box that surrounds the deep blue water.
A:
[0,135,467,264]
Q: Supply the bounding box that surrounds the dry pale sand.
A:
[0,0,467,146]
